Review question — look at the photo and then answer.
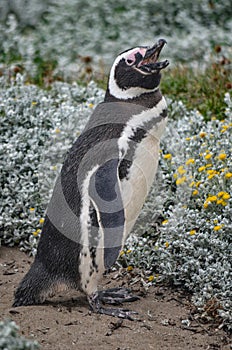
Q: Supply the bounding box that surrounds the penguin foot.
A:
[88,289,139,320]
[98,287,140,305]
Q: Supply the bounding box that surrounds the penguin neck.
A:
[104,88,163,109]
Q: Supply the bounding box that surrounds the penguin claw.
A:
[98,306,138,320]
[98,287,140,305]
[88,289,139,320]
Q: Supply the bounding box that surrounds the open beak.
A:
[137,39,169,73]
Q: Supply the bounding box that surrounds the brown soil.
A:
[0,246,231,350]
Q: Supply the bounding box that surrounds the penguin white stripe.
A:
[80,165,99,248]
[118,96,167,157]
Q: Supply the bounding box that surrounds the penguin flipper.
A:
[89,158,125,270]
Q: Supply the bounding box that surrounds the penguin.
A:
[13,39,169,319]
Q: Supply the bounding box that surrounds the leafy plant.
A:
[0,320,39,350]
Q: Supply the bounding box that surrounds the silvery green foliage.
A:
[0,74,231,328]
[0,0,231,76]
[124,94,232,329]
[0,319,39,350]
[0,0,48,27]
[0,75,104,253]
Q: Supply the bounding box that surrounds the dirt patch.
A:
[0,246,231,350]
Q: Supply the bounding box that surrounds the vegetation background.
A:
[0,0,231,346]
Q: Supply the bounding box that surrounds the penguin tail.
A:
[13,260,54,307]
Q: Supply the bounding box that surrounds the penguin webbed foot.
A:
[98,287,140,305]
[88,288,139,320]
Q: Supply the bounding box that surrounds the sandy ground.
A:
[0,246,231,350]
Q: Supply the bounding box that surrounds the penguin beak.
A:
[137,39,169,73]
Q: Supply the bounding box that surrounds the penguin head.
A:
[107,39,169,100]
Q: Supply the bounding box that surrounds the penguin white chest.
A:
[120,112,167,236]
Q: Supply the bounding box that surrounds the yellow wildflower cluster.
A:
[203,191,230,209]
[206,169,219,180]
[174,165,187,185]
[178,165,186,175]
[176,176,186,185]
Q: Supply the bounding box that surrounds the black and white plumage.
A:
[13,39,169,319]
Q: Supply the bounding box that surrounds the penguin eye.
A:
[126,59,134,66]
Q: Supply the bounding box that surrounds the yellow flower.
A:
[31,101,37,105]
[148,275,155,282]
[213,219,218,224]
[127,265,133,271]
[207,174,216,180]
[55,128,61,134]
[163,153,172,159]
[164,242,169,248]
[29,207,35,212]
[52,165,57,171]
[205,163,213,168]
[196,181,202,187]
[199,132,207,138]
[176,176,186,185]
[189,181,195,187]
[185,137,191,141]
[198,166,206,172]
[221,125,229,132]
[32,229,41,237]
[207,196,217,202]
[225,172,232,179]
[217,153,227,160]
[214,225,224,231]
[217,199,223,205]
[88,103,94,108]
[205,153,212,160]
[217,191,225,197]
[162,220,169,225]
[189,230,196,236]
[221,201,228,206]
[39,218,45,225]
[119,251,125,256]
[222,193,230,200]
[203,202,209,209]
[186,158,195,165]
[177,166,186,175]
[192,190,199,196]
[173,173,178,179]
[126,249,132,254]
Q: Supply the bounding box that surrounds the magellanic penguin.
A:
[13,39,169,319]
